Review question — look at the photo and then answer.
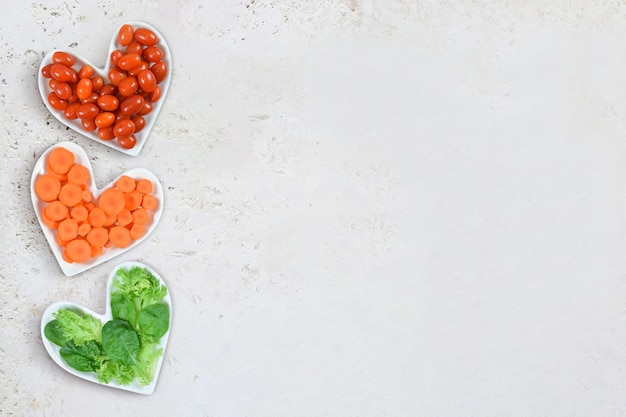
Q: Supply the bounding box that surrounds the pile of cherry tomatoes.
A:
[41,25,168,150]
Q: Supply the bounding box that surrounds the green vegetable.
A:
[44,266,170,387]
[60,340,102,372]
[102,320,140,365]
[137,303,170,341]
[53,308,102,345]
[43,319,67,347]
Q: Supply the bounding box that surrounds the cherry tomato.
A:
[97,94,119,111]
[147,86,161,102]
[134,28,158,46]
[76,103,99,120]
[120,95,145,116]
[53,81,72,100]
[117,134,137,149]
[76,78,93,101]
[110,49,124,66]
[52,51,75,67]
[98,126,116,141]
[99,84,118,96]
[49,63,73,82]
[150,62,168,84]
[137,101,153,116]
[113,119,136,137]
[137,69,157,92]
[79,65,94,79]
[48,92,68,110]
[125,42,143,56]
[118,53,142,71]
[95,112,116,128]
[83,93,100,104]
[41,64,53,78]
[142,46,163,63]
[82,118,97,132]
[131,116,146,133]
[67,93,79,103]
[118,76,138,96]
[108,67,127,86]
[48,78,58,90]
[68,67,79,84]
[127,61,150,77]
[91,76,104,91]
[64,102,81,120]
[118,24,135,46]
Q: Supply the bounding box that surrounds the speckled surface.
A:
[4,1,626,416]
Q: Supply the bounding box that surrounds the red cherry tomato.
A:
[118,24,135,46]
[50,63,73,82]
[134,28,158,46]
[53,82,72,100]
[117,134,137,149]
[76,78,93,101]
[48,92,68,110]
[64,102,81,120]
[137,69,157,92]
[41,64,53,78]
[108,67,127,86]
[91,76,104,91]
[137,101,153,116]
[147,86,161,102]
[118,76,138,96]
[110,49,124,66]
[150,62,168,84]
[95,112,116,128]
[142,46,163,62]
[98,126,116,141]
[79,65,94,79]
[118,54,142,71]
[113,119,136,138]
[125,42,143,56]
[131,115,146,133]
[52,51,75,67]
[81,118,97,131]
[76,103,99,120]
[120,95,145,116]
[97,94,119,112]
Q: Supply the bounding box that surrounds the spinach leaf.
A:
[44,319,67,347]
[137,303,170,340]
[102,319,140,365]
[60,340,102,372]
[110,293,137,327]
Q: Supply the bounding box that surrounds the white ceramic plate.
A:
[41,261,172,395]
[31,141,164,276]
[38,21,171,156]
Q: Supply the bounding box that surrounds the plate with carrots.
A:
[31,142,164,276]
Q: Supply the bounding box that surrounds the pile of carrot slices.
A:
[34,146,159,263]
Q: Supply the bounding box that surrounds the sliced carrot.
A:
[104,212,117,227]
[84,202,96,212]
[78,222,91,237]
[46,160,68,182]
[88,206,106,227]
[124,190,143,211]
[58,218,78,241]
[48,147,75,175]
[67,164,90,185]
[34,174,61,202]
[70,204,88,222]
[45,201,69,221]
[129,223,145,240]
[141,193,159,211]
[108,225,131,248]
[56,234,70,247]
[82,188,93,203]
[131,207,149,225]
[117,208,133,226]
[90,245,103,258]
[58,183,83,207]
[86,227,108,248]
[115,175,136,192]
[135,178,153,194]
[98,188,125,216]
[41,210,59,229]
[62,249,74,263]
[65,239,91,263]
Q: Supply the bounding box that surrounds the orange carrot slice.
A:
[48,147,75,175]
[34,174,61,202]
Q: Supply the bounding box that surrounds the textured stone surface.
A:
[3,1,626,416]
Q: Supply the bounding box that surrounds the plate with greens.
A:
[41,261,172,394]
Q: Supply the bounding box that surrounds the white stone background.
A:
[3,1,626,416]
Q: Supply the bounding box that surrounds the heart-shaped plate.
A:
[31,141,164,276]
[41,261,172,395]
[38,21,171,156]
